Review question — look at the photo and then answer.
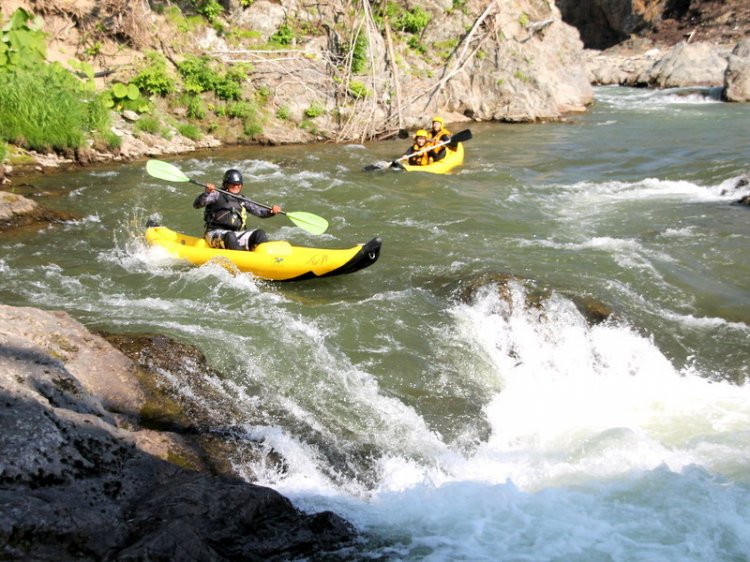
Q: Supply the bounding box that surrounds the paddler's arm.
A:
[242,200,282,218]
[193,183,219,208]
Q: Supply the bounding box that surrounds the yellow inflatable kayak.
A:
[400,143,464,174]
[145,223,381,281]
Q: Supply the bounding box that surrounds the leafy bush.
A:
[304,103,325,118]
[186,96,206,119]
[214,77,242,101]
[0,141,6,162]
[276,106,290,120]
[349,33,368,74]
[194,0,224,22]
[269,24,294,46]
[226,101,256,119]
[177,55,217,94]
[348,81,369,100]
[0,8,46,71]
[394,7,430,34]
[132,52,175,96]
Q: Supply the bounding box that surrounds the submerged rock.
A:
[0,191,75,231]
[454,272,613,326]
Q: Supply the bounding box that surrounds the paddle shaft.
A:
[395,138,451,164]
[394,129,471,164]
[188,178,287,216]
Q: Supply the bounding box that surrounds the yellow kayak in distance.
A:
[400,143,464,174]
[145,223,382,281]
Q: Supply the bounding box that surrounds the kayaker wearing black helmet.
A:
[193,168,282,251]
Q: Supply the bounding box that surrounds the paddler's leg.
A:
[237,229,269,251]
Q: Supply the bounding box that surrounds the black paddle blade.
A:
[363,160,391,172]
[450,129,472,144]
[447,129,472,149]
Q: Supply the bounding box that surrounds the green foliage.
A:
[304,103,325,119]
[86,92,112,133]
[225,100,256,119]
[519,12,530,28]
[0,8,47,70]
[186,96,206,119]
[0,141,6,162]
[394,6,430,34]
[243,117,262,137]
[269,24,294,46]
[450,0,467,13]
[194,0,224,22]
[177,55,216,94]
[67,58,96,91]
[177,55,244,100]
[433,38,459,60]
[0,64,92,152]
[214,76,242,101]
[255,84,271,103]
[276,106,290,120]
[240,0,255,6]
[135,115,162,135]
[348,81,369,100]
[348,32,368,74]
[407,36,426,54]
[164,6,202,33]
[226,63,251,82]
[103,82,149,113]
[99,130,122,150]
[177,123,202,141]
[132,52,175,96]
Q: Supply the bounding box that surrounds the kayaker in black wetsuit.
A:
[192,168,282,251]
[428,116,452,162]
[403,129,432,166]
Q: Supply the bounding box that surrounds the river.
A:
[2,86,750,560]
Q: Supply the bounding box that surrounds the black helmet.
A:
[222,169,243,187]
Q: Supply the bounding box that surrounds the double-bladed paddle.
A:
[145,159,329,235]
[363,129,473,172]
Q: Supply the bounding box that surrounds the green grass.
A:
[0,65,110,152]
[177,123,202,141]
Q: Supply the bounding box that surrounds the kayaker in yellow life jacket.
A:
[192,168,282,251]
[428,116,452,162]
[403,130,432,166]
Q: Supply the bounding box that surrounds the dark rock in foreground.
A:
[0,305,355,561]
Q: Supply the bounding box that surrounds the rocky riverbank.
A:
[1,1,749,182]
[0,304,356,560]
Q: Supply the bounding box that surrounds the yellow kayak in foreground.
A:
[145,224,382,281]
[401,143,464,174]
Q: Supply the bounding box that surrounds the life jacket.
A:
[429,127,452,161]
[204,192,247,230]
[408,143,431,166]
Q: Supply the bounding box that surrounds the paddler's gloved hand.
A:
[271,205,282,215]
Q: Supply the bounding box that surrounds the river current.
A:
[2,86,750,560]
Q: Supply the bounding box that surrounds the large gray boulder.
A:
[648,41,730,87]
[0,305,355,561]
[723,39,750,102]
